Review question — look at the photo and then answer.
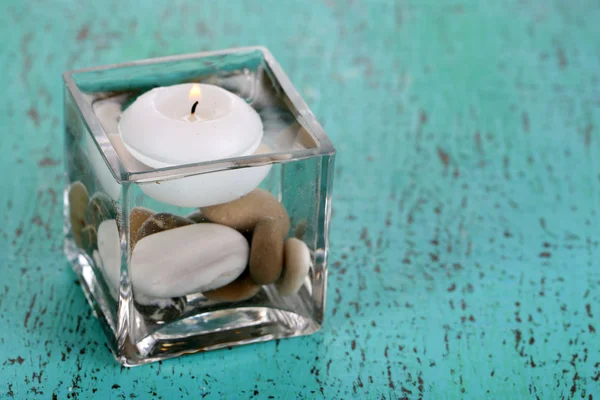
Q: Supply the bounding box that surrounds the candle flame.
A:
[189,84,202,100]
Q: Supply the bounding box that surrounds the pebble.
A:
[249,217,284,284]
[201,188,290,234]
[135,213,194,243]
[80,225,97,255]
[277,238,311,296]
[130,223,249,298]
[294,219,309,240]
[68,181,89,248]
[185,210,210,223]
[97,219,121,299]
[84,192,117,230]
[135,296,186,322]
[129,207,155,250]
[202,271,261,302]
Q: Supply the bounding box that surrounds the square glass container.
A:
[63,47,335,366]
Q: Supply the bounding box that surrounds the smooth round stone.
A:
[131,223,249,298]
[135,296,185,322]
[129,207,155,251]
[68,181,89,248]
[136,213,194,243]
[249,217,284,284]
[201,188,290,233]
[202,271,261,302]
[80,225,98,255]
[185,210,210,224]
[97,219,121,299]
[277,238,311,296]
[294,219,309,240]
[84,192,117,230]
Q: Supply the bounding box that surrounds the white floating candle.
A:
[118,83,270,207]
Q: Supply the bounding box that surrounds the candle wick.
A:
[191,101,199,115]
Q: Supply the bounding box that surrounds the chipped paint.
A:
[1,0,600,398]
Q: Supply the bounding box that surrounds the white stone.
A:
[97,219,121,298]
[130,223,249,298]
[277,238,311,296]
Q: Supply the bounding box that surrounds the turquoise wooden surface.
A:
[1,0,599,398]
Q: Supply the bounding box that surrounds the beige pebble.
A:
[129,207,155,251]
[249,217,285,284]
[84,192,117,230]
[136,213,194,243]
[80,225,97,256]
[185,210,210,223]
[68,181,89,248]
[294,219,309,240]
[201,188,290,234]
[202,271,261,302]
[277,238,311,296]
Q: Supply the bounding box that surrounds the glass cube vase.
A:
[62,47,335,366]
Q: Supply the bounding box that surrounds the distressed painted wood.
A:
[1,0,600,398]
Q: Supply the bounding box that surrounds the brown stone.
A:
[80,225,98,255]
[201,188,290,234]
[185,210,210,223]
[249,217,285,284]
[84,192,117,230]
[68,181,89,248]
[135,213,194,243]
[294,219,309,240]
[277,238,311,296]
[129,207,155,251]
[202,271,261,302]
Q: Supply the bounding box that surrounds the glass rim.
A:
[63,46,336,184]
